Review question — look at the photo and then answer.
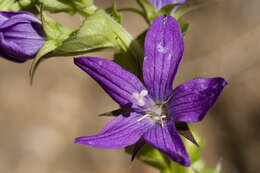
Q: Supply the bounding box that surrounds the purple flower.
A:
[0,11,45,63]
[149,0,186,12]
[74,15,227,166]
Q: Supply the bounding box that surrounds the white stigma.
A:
[132,90,148,106]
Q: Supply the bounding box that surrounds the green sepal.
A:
[178,18,190,37]
[30,11,73,82]
[125,144,169,170]
[173,2,208,20]
[29,40,57,84]
[39,0,96,17]
[136,0,157,24]
[125,126,221,173]
[113,51,138,76]
[106,3,122,24]
[113,29,146,79]
[135,30,147,51]
[158,3,183,15]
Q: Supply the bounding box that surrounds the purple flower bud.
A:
[0,11,45,63]
[149,0,186,12]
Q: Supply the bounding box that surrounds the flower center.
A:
[132,90,171,128]
[137,104,168,128]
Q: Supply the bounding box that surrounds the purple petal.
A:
[0,11,36,19]
[149,0,186,12]
[168,78,228,122]
[143,123,190,166]
[75,112,152,149]
[0,11,41,27]
[143,15,184,102]
[0,28,44,61]
[74,57,154,109]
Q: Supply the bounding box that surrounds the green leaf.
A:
[39,0,96,17]
[31,9,144,83]
[51,9,120,55]
[173,2,208,20]
[136,0,158,24]
[30,12,73,82]
[106,3,122,24]
[52,9,142,58]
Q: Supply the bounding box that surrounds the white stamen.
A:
[161,115,167,128]
[138,100,145,106]
[140,90,148,97]
[132,92,139,99]
[161,118,164,128]
[137,114,150,122]
[153,116,161,121]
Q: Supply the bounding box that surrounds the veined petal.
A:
[74,57,154,109]
[168,78,228,122]
[143,123,190,166]
[143,15,184,102]
[0,32,41,61]
[75,112,152,149]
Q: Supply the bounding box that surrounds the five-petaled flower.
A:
[0,11,45,62]
[149,0,186,12]
[74,15,227,166]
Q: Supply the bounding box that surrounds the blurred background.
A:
[0,0,259,172]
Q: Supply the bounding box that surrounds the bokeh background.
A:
[0,0,259,172]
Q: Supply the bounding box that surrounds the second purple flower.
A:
[0,11,45,62]
[149,0,186,12]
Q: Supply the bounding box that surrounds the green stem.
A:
[118,8,145,17]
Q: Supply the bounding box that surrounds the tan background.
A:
[0,0,259,172]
